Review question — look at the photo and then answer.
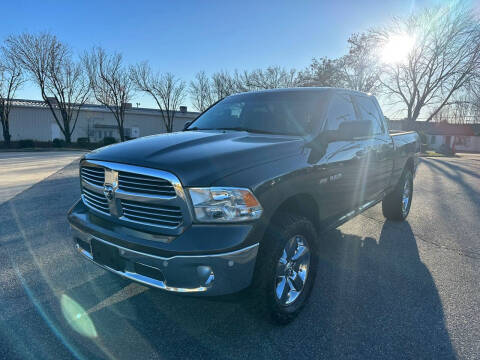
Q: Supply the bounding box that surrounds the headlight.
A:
[188,187,263,223]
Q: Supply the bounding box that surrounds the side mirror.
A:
[183,121,192,131]
[327,120,372,142]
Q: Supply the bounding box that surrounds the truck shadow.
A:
[60,221,456,359]
[305,222,456,359]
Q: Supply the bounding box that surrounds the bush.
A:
[103,137,116,146]
[18,139,35,148]
[34,141,52,148]
[52,138,65,148]
[77,137,90,147]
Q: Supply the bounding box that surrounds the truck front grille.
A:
[80,166,105,187]
[79,162,189,232]
[82,187,109,214]
[121,199,183,227]
[118,171,176,196]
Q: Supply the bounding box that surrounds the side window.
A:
[355,96,384,135]
[325,93,357,131]
[373,100,387,133]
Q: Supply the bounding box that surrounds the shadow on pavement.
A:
[308,222,456,358]
[421,158,479,198]
[428,157,480,178]
[0,159,456,359]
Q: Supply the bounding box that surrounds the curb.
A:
[0,148,88,153]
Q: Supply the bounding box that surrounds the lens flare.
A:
[61,294,97,338]
[380,34,415,64]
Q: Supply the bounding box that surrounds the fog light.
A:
[197,266,214,286]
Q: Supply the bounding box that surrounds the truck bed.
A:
[389,130,417,136]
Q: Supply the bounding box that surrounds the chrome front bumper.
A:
[71,225,259,296]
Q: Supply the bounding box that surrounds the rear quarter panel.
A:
[390,131,420,185]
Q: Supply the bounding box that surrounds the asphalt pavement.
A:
[0,152,479,359]
[0,151,85,204]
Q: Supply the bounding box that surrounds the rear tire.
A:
[382,168,413,221]
[252,213,318,324]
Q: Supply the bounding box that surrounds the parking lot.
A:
[0,151,86,204]
[0,151,479,359]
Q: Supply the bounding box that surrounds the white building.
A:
[1,99,199,142]
[389,120,480,153]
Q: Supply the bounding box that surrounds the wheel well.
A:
[271,194,320,231]
[405,157,415,173]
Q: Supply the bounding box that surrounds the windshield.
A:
[187,91,328,136]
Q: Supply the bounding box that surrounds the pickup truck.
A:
[68,87,419,323]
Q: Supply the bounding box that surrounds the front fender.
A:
[212,153,320,239]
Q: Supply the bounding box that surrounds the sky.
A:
[0,0,447,115]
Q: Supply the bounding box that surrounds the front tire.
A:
[382,168,413,221]
[253,213,318,324]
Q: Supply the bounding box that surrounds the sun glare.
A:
[380,34,415,64]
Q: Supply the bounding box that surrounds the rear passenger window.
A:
[325,93,357,131]
[355,96,384,135]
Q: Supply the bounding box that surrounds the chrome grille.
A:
[81,166,105,187]
[82,187,109,214]
[118,171,176,196]
[121,199,183,227]
[79,161,189,232]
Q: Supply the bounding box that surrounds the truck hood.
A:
[85,130,305,186]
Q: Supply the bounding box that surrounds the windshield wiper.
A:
[214,127,297,135]
[214,127,250,132]
[186,127,299,136]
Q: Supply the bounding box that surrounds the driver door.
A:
[322,92,368,217]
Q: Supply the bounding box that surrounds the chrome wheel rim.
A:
[274,235,311,306]
[402,174,412,216]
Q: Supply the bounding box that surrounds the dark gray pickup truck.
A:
[68,87,419,323]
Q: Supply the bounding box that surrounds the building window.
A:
[430,135,436,144]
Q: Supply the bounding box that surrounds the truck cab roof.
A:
[226,87,374,99]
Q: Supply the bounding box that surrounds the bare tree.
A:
[0,50,24,146]
[298,57,344,87]
[374,4,480,122]
[298,33,379,92]
[84,47,133,141]
[130,62,186,133]
[211,70,237,100]
[189,70,249,112]
[189,67,301,112]
[230,70,251,93]
[46,57,90,143]
[189,71,213,112]
[464,75,480,123]
[4,33,90,144]
[244,66,300,90]
[431,83,480,124]
[338,33,380,93]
